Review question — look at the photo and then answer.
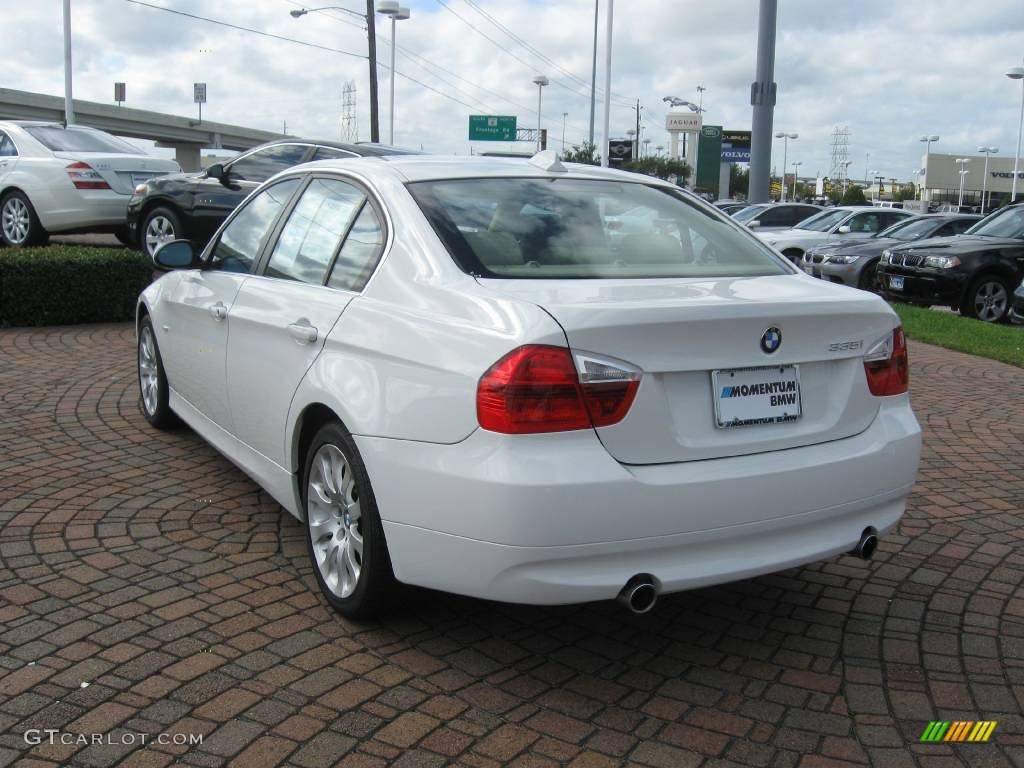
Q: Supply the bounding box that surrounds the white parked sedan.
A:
[756,206,911,265]
[0,120,178,246]
[136,153,921,617]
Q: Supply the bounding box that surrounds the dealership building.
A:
[922,152,1023,207]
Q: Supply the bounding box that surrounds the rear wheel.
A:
[303,421,394,618]
[141,206,183,259]
[1,191,48,247]
[962,273,1012,323]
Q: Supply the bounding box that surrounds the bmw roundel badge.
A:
[761,327,782,354]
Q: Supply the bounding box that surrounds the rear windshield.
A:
[877,217,937,241]
[732,204,768,222]
[795,208,850,232]
[408,178,790,279]
[24,126,142,154]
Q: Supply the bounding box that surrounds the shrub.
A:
[0,246,152,327]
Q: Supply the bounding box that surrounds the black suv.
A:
[126,139,414,258]
[877,204,1024,322]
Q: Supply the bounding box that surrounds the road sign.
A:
[469,115,516,141]
[607,139,635,166]
[193,83,207,104]
[114,82,126,104]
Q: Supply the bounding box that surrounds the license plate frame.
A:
[712,365,802,429]
[889,276,905,291]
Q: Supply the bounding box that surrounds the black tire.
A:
[859,260,879,292]
[961,273,1013,323]
[141,206,184,259]
[303,421,394,619]
[782,248,803,266]
[1,190,49,247]
[114,227,137,249]
[137,316,177,429]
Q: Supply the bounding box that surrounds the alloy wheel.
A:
[974,281,1007,322]
[307,444,363,598]
[2,197,30,244]
[145,215,175,256]
[138,326,159,416]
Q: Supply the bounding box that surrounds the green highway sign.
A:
[469,115,517,141]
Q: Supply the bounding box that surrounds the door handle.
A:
[209,302,227,321]
[287,321,318,344]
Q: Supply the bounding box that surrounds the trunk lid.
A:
[53,152,179,194]
[476,274,897,464]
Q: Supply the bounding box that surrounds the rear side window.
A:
[265,178,365,285]
[409,178,789,279]
[0,132,16,157]
[327,205,385,292]
[209,179,300,273]
[229,145,310,182]
[23,126,141,154]
[312,147,356,161]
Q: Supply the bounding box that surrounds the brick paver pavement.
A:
[1,323,1023,768]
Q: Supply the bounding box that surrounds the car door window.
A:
[847,212,882,233]
[881,212,906,228]
[311,146,357,161]
[793,206,818,226]
[0,132,16,157]
[208,179,301,273]
[756,207,791,227]
[327,203,386,291]
[228,145,310,182]
[265,178,365,285]
[948,219,975,235]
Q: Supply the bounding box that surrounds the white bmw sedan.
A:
[136,153,921,617]
[0,120,178,246]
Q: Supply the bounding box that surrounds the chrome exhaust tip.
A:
[851,527,879,560]
[617,575,659,614]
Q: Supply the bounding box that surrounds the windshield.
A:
[966,206,1024,239]
[876,217,937,241]
[732,204,768,223]
[24,126,143,154]
[409,178,790,279]
[795,208,850,232]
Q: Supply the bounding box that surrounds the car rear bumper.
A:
[36,189,131,232]
[359,395,921,604]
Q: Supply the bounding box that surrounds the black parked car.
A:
[877,204,1024,322]
[810,213,979,291]
[126,139,414,257]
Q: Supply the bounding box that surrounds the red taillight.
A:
[477,345,640,434]
[66,161,111,190]
[863,327,909,396]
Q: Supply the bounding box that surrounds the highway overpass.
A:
[0,88,283,170]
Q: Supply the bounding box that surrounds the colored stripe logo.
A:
[920,721,997,742]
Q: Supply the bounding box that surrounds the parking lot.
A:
[0,323,1021,768]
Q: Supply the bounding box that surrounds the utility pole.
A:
[634,99,641,161]
[588,0,598,147]
[63,0,75,124]
[747,0,777,203]
[366,0,380,143]
[599,0,613,167]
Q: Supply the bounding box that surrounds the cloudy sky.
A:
[7,0,1024,182]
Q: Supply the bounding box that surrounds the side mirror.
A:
[746,220,761,228]
[206,162,231,187]
[153,239,198,270]
[837,225,852,234]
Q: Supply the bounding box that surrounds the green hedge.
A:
[0,246,153,327]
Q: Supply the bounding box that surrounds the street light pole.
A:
[841,159,853,194]
[1007,64,1024,202]
[775,132,796,201]
[791,160,802,200]
[62,0,74,124]
[977,147,998,214]
[588,0,598,147]
[376,2,409,145]
[955,158,969,208]
[599,0,613,168]
[561,112,568,151]
[918,135,939,205]
[532,75,549,152]
[747,0,778,203]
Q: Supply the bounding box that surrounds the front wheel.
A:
[303,422,394,618]
[138,316,177,428]
[141,207,183,259]
[859,261,879,292]
[962,274,1012,323]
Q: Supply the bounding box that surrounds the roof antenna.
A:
[528,149,566,173]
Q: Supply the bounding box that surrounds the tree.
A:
[621,156,691,186]
[841,185,868,205]
[562,142,600,166]
[729,165,749,198]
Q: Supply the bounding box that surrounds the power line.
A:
[123,0,367,58]
[461,0,634,107]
